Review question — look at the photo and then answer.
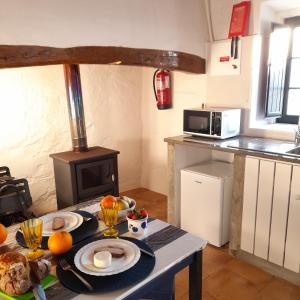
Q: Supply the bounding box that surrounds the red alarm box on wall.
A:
[228,1,251,38]
[228,1,251,59]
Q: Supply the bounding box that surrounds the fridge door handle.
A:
[194,180,202,184]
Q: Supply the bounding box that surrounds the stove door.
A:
[76,158,117,200]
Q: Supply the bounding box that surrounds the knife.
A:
[114,236,155,258]
[139,247,155,258]
[28,261,47,300]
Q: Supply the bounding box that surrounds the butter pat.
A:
[93,251,112,268]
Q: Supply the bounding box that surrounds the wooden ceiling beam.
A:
[0,45,206,74]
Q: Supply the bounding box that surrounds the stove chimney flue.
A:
[64,64,88,152]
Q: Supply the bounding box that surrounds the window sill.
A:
[252,122,297,132]
[245,120,297,141]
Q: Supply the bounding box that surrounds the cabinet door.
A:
[254,160,275,260]
[241,157,259,254]
[284,165,300,273]
[181,170,222,246]
[269,162,291,266]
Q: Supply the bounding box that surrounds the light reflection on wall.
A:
[0,65,70,215]
[0,69,33,145]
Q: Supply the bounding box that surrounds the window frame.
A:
[277,16,300,124]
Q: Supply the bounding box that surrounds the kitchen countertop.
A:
[164,135,300,164]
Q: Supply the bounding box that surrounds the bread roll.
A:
[0,252,27,276]
[0,252,51,296]
[28,259,51,282]
[0,262,31,296]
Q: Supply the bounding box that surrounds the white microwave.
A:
[183,108,241,139]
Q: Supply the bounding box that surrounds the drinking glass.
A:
[101,201,119,237]
[20,218,44,260]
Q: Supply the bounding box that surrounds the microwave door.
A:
[184,111,211,135]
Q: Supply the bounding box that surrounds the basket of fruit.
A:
[99,195,136,218]
[116,196,136,218]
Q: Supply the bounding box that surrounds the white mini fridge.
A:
[180,161,233,247]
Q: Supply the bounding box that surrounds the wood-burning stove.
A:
[50,146,119,209]
[50,65,119,209]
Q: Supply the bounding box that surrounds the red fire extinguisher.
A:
[153,69,172,110]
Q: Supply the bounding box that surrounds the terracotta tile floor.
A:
[121,188,300,300]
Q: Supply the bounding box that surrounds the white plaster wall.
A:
[0,65,143,215]
[0,0,208,58]
[206,36,254,111]
[140,68,207,195]
[0,66,69,215]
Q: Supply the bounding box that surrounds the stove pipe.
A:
[63,64,88,152]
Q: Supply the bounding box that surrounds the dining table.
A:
[1,199,207,300]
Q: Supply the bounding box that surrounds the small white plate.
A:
[40,212,83,236]
[74,239,141,276]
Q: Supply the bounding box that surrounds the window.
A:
[266,17,300,124]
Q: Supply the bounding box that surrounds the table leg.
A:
[172,280,175,300]
[189,250,202,300]
[143,275,175,300]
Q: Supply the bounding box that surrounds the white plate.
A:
[74,239,141,276]
[40,212,83,236]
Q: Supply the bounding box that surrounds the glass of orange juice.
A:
[100,196,119,237]
[20,218,44,260]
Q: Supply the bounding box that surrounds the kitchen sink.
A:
[286,147,300,155]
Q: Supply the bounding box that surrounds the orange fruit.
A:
[0,224,7,244]
[101,195,116,209]
[48,231,73,255]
